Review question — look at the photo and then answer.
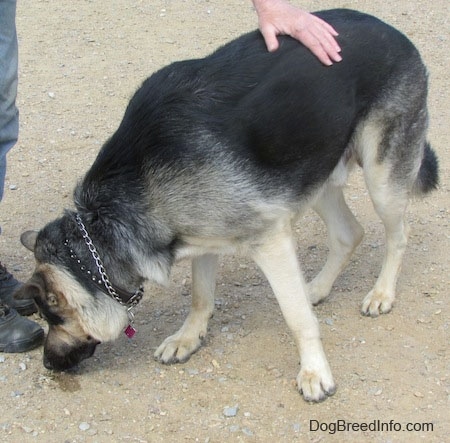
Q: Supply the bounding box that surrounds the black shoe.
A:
[0,262,37,316]
[0,304,44,353]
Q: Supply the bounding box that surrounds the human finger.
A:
[259,24,280,52]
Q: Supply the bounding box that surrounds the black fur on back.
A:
[78,9,423,197]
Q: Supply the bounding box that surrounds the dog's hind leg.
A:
[358,65,433,317]
[357,113,422,317]
[251,223,335,402]
[360,162,410,317]
[154,254,218,363]
[308,184,364,305]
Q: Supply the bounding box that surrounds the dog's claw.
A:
[361,289,394,317]
[297,368,336,403]
[154,334,203,364]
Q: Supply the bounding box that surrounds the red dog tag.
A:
[124,324,136,338]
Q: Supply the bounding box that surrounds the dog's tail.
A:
[413,142,439,195]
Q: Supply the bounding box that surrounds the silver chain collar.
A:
[66,213,144,312]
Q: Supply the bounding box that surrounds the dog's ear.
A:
[14,273,45,301]
[21,231,38,252]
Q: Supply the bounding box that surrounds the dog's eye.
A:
[47,293,59,306]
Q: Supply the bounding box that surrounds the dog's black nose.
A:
[43,354,54,370]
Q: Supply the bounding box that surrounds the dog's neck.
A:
[66,212,144,309]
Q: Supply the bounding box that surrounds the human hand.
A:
[252,0,342,65]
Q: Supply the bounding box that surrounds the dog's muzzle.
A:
[43,338,100,371]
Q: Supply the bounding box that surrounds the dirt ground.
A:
[0,1,448,442]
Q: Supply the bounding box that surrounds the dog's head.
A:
[15,228,128,371]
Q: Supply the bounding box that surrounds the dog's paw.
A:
[154,332,203,364]
[297,366,336,402]
[361,289,394,317]
[307,279,331,305]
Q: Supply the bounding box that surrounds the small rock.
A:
[79,422,90,431]
[9,184,18,190]
[242,427,254,436]
[19,362,27,371]
[414,391,424,398]
[223,405,239,417]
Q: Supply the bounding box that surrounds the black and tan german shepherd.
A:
[15,10,438,402]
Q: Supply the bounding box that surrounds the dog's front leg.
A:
[154,254,217,364]
[252,228,336,402]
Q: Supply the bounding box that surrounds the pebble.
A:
[9,184,18,190]
[223,405,239,417]
[79,422,90,431]
[242,427,254,436]
[19,362,27,371]
[368,387,382,396]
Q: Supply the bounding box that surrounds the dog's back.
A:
[78,9,436,213]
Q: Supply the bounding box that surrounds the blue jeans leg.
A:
[0,0,19,202]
